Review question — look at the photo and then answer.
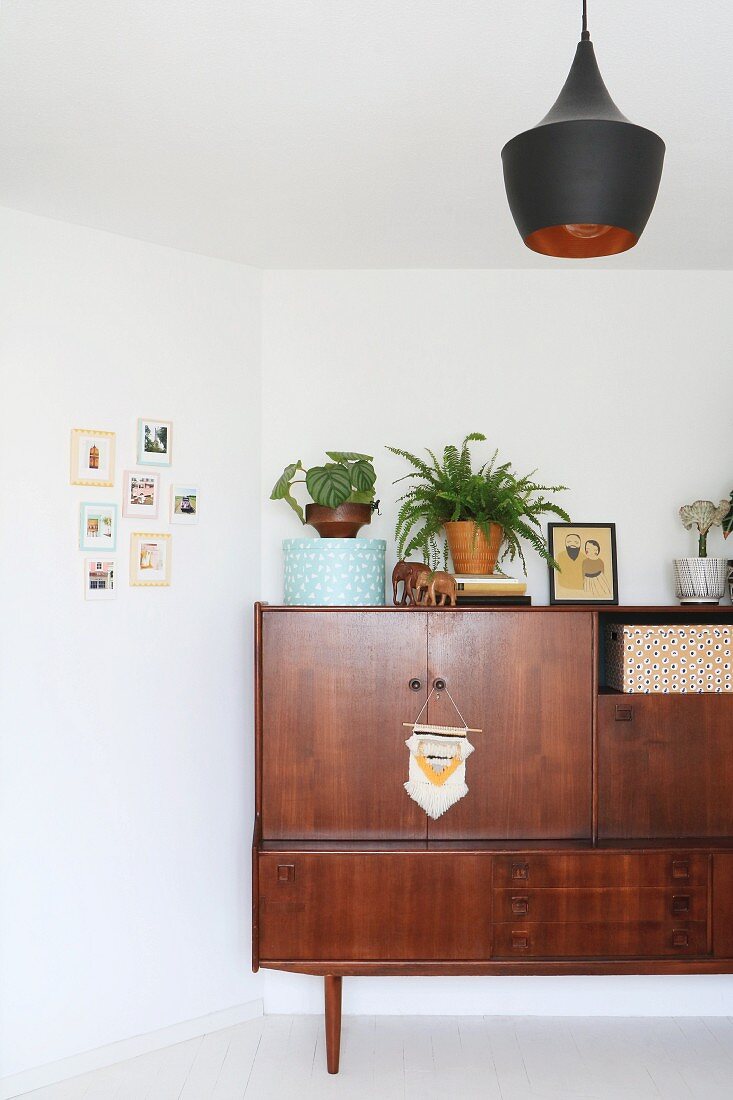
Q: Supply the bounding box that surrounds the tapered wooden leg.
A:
[324,975,342,1074]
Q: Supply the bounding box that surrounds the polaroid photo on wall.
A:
[170,485,199,525]
[85,559,116,600]
[122,470,160,519]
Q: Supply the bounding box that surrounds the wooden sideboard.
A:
[252,604,733,1073]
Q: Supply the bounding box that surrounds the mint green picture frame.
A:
[79,502,118,552]
[137,418,173,467]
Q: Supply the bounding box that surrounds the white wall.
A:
[4,240,733,1070]
[0,209,263,1079]
[260,268,733,1015]
[261,269,733,603]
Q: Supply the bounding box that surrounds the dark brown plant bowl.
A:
[305,503,372,538]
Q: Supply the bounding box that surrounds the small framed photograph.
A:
[130,532,171,586]
[137,418,172,467]
[85,559,116,600]
[70,429,116,486]
[122,470,160,519]
[170,484,199,525]
[79,502,118,552]
[548,523,618,605]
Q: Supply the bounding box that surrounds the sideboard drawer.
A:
[493,921,709,959]
[493,887,708,924]
[493,853,709,889]
[258,852,491,961]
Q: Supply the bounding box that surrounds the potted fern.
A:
[387,433,570,575]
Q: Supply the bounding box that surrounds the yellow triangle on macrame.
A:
[415,752,461,787]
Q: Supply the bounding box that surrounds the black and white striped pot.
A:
[672,557,728,604]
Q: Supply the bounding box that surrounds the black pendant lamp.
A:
[501,0,665,258]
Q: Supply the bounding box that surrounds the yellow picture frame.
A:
[70,428,116,486]
[129,532,172,587]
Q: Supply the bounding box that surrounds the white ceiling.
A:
[0,1,730,269]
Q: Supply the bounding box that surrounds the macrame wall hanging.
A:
[403,684,481,819]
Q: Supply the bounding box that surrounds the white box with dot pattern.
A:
[605,624,733,693]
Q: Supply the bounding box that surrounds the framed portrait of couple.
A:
[548,523,618,605]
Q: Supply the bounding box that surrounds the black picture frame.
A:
[547,522,619,606]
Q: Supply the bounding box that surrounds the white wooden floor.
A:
[16,1015,733,1100]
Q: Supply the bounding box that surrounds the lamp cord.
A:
[581,0,590,40]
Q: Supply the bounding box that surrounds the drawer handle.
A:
[512,862,529,881]
[277,864,295,884]
[672,929,689,948]
[615,704,633,722]
[672,895,691,915]
[511,932,530,951]
[672,860,690,880]
[511,896,529,915]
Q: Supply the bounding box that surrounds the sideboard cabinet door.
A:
[258,852,492,961]
[261,611,428,839]
[426,612,593,839]
[598,695,733,838]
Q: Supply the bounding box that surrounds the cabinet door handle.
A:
[408,678,423,691]
[672,895,691,915]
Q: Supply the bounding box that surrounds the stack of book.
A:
[454,573,530,606]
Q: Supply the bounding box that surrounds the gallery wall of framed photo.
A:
[70,419,199,601]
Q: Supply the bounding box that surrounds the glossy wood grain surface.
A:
[492,851,709,889]
[492,886,708,924]
[426,612,593,839]
[492,920,709,958]
[258,852,492,961]
[597,694,733,838]
[261,611,428,839]
[254,605,733,1073]
[713,852,733,958]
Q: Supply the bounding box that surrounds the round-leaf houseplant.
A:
[271,451,378,538]
[673,499,729,603]
[387,432,570,574]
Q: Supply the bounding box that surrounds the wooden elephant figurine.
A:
[392,560,429,606]
[413,569,458,607]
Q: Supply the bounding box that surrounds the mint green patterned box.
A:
[283,538,386,606]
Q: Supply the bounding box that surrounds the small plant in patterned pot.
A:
[673,499,730,604]
[270,451,379,537]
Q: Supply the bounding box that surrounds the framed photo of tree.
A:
[137,418,172,467]
[548,522,619,605]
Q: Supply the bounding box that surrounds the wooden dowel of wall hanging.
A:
[402,723,483,733]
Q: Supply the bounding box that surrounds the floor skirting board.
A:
[0,998,263,1100]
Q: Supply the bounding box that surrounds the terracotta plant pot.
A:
[444,520,504,574]
[305,502,372,539]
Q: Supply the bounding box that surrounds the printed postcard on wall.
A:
[547,522,618,605]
